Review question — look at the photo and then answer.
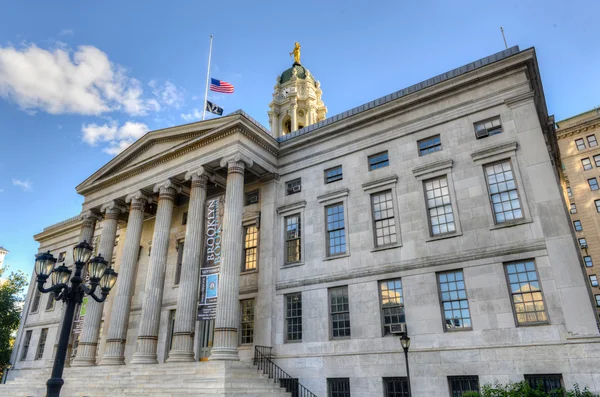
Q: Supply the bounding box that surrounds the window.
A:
[45,293,55,311]
[595,295,600,307]
[243,225,258,271]
[596,200,600,213]
[285,293,302,342]
[485,160,523,223]
[418,135,442,156]
[21,330,32,360]
[474,116,502,139]
[590,275,599,287]
[383,377,409,397]
[573,220,583,231]
[448,376,479,397]
[182,211,188,225]
[567,187,572,197]
[174,240,184,285]
[245,190,259,205]
[379,279,405,335]
[57,252,66,262]
[326,203,347,256]
[589,178,599,191]
[167,310,176,352]
[582,158,593,170]
[524,374,563,393]
[588,135,598,147]
[584,256,593,267]
[505,260,548,325]
[285,214,301,264]
[438,271,471,330]
[240,299,254,344]
[368,151,389,170]
[286,178,302,195]
[571,203,578,214]
[371,190,397,247]
[327,378,351,397]
[325,166,343,183]
[330,286,351,339]
[575,138,586,151]
[31,289,41,313]
[579,238,588,248]
[35,328,48,360]
[425,176,455,236]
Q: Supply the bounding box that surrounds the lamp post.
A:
[400,334,412,397]
[33,241,118,397]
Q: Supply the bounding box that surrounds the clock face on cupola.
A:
[268,42,328,138]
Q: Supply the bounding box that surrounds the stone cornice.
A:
[317,188,350,204]
[556,117,600,140]
[504,91,535,109]
[471,140,518,163]
[361,175,399,192]
[277,200,307,215]
[412,158,454,180]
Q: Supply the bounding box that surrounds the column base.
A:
[130,352,158,364]
[101,339,126,365]
[166,351,195,363]
[70,357,97,367]
[209,347,240,361]
[99,355,126,366]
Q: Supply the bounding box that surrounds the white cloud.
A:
[82,121,149,155]
[149,80,184,109]
[12,178,32,191]
[59,29,74,36]
[0,44,159,116]
[0,189,4,193]
[181,108,203,122]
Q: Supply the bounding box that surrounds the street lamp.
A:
[33,240,118,397]
[400,334,412,397]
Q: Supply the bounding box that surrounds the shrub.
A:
[462,382,598,397]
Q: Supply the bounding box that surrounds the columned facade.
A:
[101,191,152,365]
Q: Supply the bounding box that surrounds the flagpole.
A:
[202,35,213,121]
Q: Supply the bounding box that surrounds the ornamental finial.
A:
[289,42,301,64]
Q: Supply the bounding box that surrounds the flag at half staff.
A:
[210,78,234,93]
[206,100,223,116]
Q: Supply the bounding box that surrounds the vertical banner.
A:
[198,196,225,320]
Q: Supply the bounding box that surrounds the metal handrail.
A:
[253,345,318,397]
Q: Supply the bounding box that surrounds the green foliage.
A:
[463,382,598,397]
[0,266,28,377]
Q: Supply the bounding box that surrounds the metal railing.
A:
[253,345,317,397]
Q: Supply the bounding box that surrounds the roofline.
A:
[556,107,600,127]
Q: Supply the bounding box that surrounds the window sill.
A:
[516,321,550,327]
[241,269,259,275]
[172,284,180,289]
[323,253,350,261]
[444,327,473,333]
[425,232,463,243]
[370,244,402,253]
[489,218,532,231]
[330,336,352,341]
[282,261,304,269]
[238,344,253,349]
[284,340,303,344]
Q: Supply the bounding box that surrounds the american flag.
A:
[210,78,234,94]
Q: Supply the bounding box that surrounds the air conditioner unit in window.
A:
[476,128,489,139]
[389,323,407,335]
[289,185,301,193]
[248,195,258,204]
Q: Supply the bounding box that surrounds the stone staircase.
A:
[1,361,292,397]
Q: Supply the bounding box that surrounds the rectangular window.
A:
[285,293,302,342]
[167,310,176,351]
[571,203,578,214]
[579,238,588,248]
[326,203,347,256]
[330,286,351,339]
[573,220,583,232]
[368,151,389,170]
[588,135,598,147]
[383,377,409,397]
[595,295,600,307]
[21,330,32,360]
[575,138,586,151]
[590,275,599,287]
[57,252,66,262]
[325,165,343,183]
[35,328,48,360]
[245,190,259,205]
[505,260,548,325]
[448,376,480,397]
[31,289,41,313]
[418,135,442,156]
[567,187,572,197]
[240,299,255,344]
[328,378,351,397]
[582,158,593,170]
[45,294,56,311]
[438,271,471,330]
[594,155,600,167]
[182,211,188,225]
[474,116,502,139]
[379,279,405,335]
[524,374,563,393]
[596,200,600,213]
[371,190,397,247]
[286,178,302,195]
[285,214,301,264]
[425,176,455,236]
[584,256,593,267]
[174,240,184,285]
[485,160,523,223]
[243,225,258,271]
[589,178,599,191]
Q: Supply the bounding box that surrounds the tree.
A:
[463,381,598,397]
[0,266,28,378]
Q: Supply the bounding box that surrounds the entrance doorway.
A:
[198,319,215,361]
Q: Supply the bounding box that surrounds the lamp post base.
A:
[46,375,65,397]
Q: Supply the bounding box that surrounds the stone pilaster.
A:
[210,154,253,361]
[72,201,126,367]
[168,168,209,362]
[290,102,298,132]
[101,191,152,365]
[131,179,180,364]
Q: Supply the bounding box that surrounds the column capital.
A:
[185,167,210,183]
[219,153,254,170]
[100,200,127,219]
[153,179,183,196]
[125,190,153,206]
[79,210,102,223]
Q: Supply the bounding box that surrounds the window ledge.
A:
[284,340,302,344]
[330,337,352,341]
[370,244,402,253]
[323,253,350,261]
[172,284,180,289]
[241,269,259,275]
[238,345,252,349]
[444,327,473,333]
[282,261,305,269]
[489,218,533,231]
[425,232,463,243]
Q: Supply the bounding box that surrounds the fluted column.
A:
[210,154,253,361]
[131,179,180,364]
[168,168,209,362]
[290,102,298,132]
[72,201,126,367]
[101,191,152,365]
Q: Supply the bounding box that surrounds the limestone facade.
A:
[10,46,600,396]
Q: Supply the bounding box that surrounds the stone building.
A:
[556,108,600,321]
[5,46,600,396]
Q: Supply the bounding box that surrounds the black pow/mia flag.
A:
[205,100,223,116]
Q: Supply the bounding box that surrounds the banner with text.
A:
[198,196,224,321]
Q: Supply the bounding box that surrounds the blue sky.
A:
[1,0,599,276]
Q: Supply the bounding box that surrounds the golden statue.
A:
[290,42,301,64]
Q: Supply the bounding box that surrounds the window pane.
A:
[418,135,442,156]
[524,375,563,393]
[372,191,397,247]
[505,260,548,325]
[588,135,598,147]
[240,299,254,344]
[474,117,503,139]
[286,178,302,195]
[485,161,523,224]
[384,377,410,397]
[380,279,405,335]
[330,287,351,338]
[243,225,258,271]
[31,289,41,313]
[438,271,471,330]
[369,152,389,170]
[325,166,343,183]
[449,376,479,397]
[245,190,259,205]
[582,158,593,170]
[285,215,301,263]
[589,178,599,191]
[573,220,582,231]
[327,203,346,256]
[328,378,351,397]
[576,138,586,151]
[21,330,32,360]
[35,328,48,360]
[425,176,455,236]
[590,275,599,287]
[286,293,302,341]
[584,256,593,267]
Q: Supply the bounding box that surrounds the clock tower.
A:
[268,44,327,138]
